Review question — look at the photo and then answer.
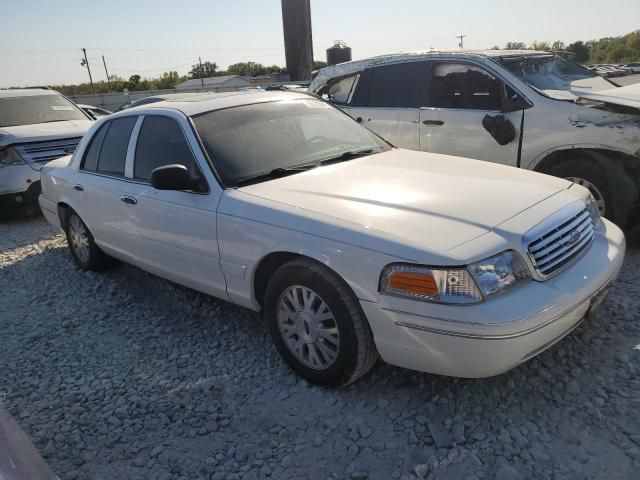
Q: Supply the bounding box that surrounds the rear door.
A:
[117,113,228,299]
[420,61,522,166]
[342,62,429,150]
[73,115,138,255]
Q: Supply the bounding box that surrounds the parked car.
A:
[310,51,640,227]
[39,91,625,385]
[0,88,93,219]
[116,92,211,111]
[77,103,112,118]
[622,62,640,74]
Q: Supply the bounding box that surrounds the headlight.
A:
[585,193,602,227]
[380,264,483,304]
[468,250,530,297]
[0,147,25,167]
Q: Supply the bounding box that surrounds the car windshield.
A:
[500,54,613,95]
[192,98,390,185]
[0,94,87,127]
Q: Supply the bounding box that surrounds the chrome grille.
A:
[14,137,81,164]
[526,206,595,278]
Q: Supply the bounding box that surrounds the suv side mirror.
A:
[150,164,198,191]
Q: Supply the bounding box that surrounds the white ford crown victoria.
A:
[39,91,625,386]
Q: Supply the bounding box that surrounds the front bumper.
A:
[0,181,42,219]
[361,219,626,377]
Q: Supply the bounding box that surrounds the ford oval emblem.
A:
[566,230,581,246]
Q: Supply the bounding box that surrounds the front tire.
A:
[546,158,632,228]
[264,258,378,386]
[63,210,113,271]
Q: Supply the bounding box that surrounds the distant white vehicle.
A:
[311,50,640,227]
[77,104,112,118]
[39,91,625,385]
[0,88,93,219]
[622,62,640,74]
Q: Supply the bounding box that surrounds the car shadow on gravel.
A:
[1,227,639,480]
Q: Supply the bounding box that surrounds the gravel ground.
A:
[1,215,639,480]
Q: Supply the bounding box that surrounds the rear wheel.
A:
[264,258,378,386]
[63,210,113,271]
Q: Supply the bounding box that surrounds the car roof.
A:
[312,49,554,84]
[0,88,60,98]
[138,90,312,116]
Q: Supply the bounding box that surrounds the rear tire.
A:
[264,258,378,386]
[546,158,632,228]
[63,209,113,271]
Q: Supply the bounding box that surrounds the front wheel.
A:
[546,159,633,228]
[264,258,378,386]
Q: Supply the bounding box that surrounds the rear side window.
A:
[96,117,137,176]
[81,123,109,171]
[134,115,198,182]
[365,62,427,108]
[432,62,502,110]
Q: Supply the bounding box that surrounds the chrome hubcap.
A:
[69,215,90,263]
[566,177,606,216]
[277,285,340,370]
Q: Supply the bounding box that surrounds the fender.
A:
[524,143,640,172]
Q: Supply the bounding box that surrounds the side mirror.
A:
[150,164,198,191]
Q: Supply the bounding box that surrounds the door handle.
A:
[73,184,84,192]
[120,195,137,205]
[422,120,444,126]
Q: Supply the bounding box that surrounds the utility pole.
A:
[199,56,204,88]
[102,55,112,92]
[281,0,313,81]
[80,48,95,93]
[457,34,466,49]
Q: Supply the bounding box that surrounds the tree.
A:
[189,61,217,79]
[226,62,283,76]
[530,41,551,51]
[567,41,590,63]
[552,40,566,51]
[313,60,328,70]
[504,42,526,50]
[489,46,500,50]
[156,71,183,89]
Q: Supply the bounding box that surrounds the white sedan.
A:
[39,91,626,386]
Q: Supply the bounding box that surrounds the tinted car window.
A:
[322,74,359,105]
[134,115,198,181]
[366,62,426,108]
[81,123,109,171]
[432,62,502,110]
[96,116,137,176]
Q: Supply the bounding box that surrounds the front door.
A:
[420,61,522,166]
[120,113,228,300]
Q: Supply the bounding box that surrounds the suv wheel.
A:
[547,158,632,227]
[264,258,378,386]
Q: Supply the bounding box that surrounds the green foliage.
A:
[189,61,217,79]
[530,41,551,51]
[566,41,590,63]
[313,60,328,70]
[551,40,565,51]
[226,61,283,76]
[505,41,527,50]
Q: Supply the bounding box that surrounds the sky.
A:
[2,0,639,88]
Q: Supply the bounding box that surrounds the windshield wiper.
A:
[319,148,375,166]
[235,163,317,187]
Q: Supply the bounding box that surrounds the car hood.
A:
[575,82,640,110]
[0,120,93,148]
[237,149,571,258]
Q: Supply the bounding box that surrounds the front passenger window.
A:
[432,62,502,110]
[134,115,199,182]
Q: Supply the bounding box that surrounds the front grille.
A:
[14,137,81,164]
[526,206,595,277]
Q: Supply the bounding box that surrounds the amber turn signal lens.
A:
[387,271,438,296]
